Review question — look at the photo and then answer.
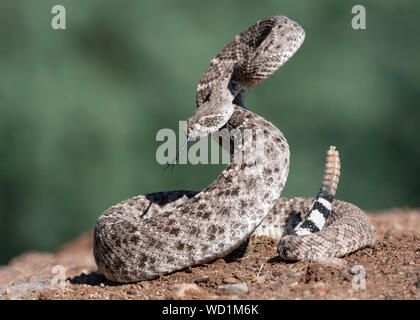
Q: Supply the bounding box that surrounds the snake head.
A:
[185,101,234,141]
[186,73,235,141]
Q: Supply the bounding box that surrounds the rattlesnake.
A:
[93,16,376,283]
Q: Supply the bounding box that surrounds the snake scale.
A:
[94,16,376,283]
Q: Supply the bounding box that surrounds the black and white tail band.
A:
[293,146,341,236]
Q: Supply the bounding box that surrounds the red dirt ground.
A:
[0,208,418,300]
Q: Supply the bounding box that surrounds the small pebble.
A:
[349,266,364,275]
[222,277,237,284]
[194,276,210,284]
[171,283,201,299]
[313,282,326,289]
[316,257,347,270]
[216,283,248,296]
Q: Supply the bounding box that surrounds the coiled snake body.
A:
[94,16,376,283]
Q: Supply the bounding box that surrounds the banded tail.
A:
[293,146,341,235]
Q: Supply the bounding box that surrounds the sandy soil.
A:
[0,208,418,300]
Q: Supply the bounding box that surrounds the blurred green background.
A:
[0,0,419,264]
